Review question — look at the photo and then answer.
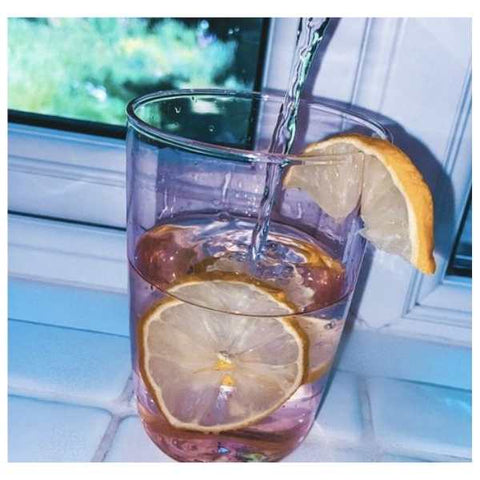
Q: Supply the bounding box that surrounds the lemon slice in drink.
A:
[284,134,435,274]
[295,317,343,383]
[170,274,344,384]
[169,277,293,316]
[138,279,305,433]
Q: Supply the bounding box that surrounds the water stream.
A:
[249,17,331,262]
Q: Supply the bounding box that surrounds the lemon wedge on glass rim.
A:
[138,279,307,433]
[284,133,436,274]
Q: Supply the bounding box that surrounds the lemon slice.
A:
[170,275,343,384]
[138,280,305,433]
[295,317,343,383]
[284,134,435,274]
[168,278,292,316]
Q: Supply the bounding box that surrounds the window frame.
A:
[8,17,472,346]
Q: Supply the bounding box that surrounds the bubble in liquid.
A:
[218,212,233,222]
[266,241,279,252]
[279,265,294,279]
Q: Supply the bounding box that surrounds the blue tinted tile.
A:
[368,378,471,459]
[105,416,174,462]
[338,329,471,390]
[315,371,364,443]
[9,320,131,405]
[9,277,129,336]
[379,453,429,462]
[285,423,374,462]
[9,395,111,462]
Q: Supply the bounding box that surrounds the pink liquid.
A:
[129,217,348,462]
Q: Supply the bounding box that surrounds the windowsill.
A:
[8,214,472,462]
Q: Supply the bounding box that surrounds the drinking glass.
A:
[126,90,388,462]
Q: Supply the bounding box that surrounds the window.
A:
[8,18,472,346]
[8,18,269,136]
[447,194,472,278]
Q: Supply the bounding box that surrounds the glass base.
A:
[135,374,328,462]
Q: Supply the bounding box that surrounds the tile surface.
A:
[284,422,374,462]
[315,371,364,443]
[338,329,472,390]
[379,453,429,462]
[9,319,131,405]
[367,377,471,459]
[9,277,129,336]
[9,395,111,462]
[6,276,472,463]
[105,416,174,462]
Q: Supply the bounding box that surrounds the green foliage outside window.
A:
[8,18,263,125]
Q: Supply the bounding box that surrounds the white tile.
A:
[9,320,131,405]
[284,423,374,462]
[105,416,174,462]
[338,329,471,390]
[9,277,129,336]
[367,377,471,459]
[9,395,111,462]
[315,371,364,443]
[379,453,429,462]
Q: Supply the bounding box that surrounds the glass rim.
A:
[126,88,390,165]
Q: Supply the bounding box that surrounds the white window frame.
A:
[8,18,471,347]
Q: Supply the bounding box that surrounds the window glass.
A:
[447,193,472,277]
[8,18,267,126]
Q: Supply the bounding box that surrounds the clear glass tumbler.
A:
[126,90,387,462]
